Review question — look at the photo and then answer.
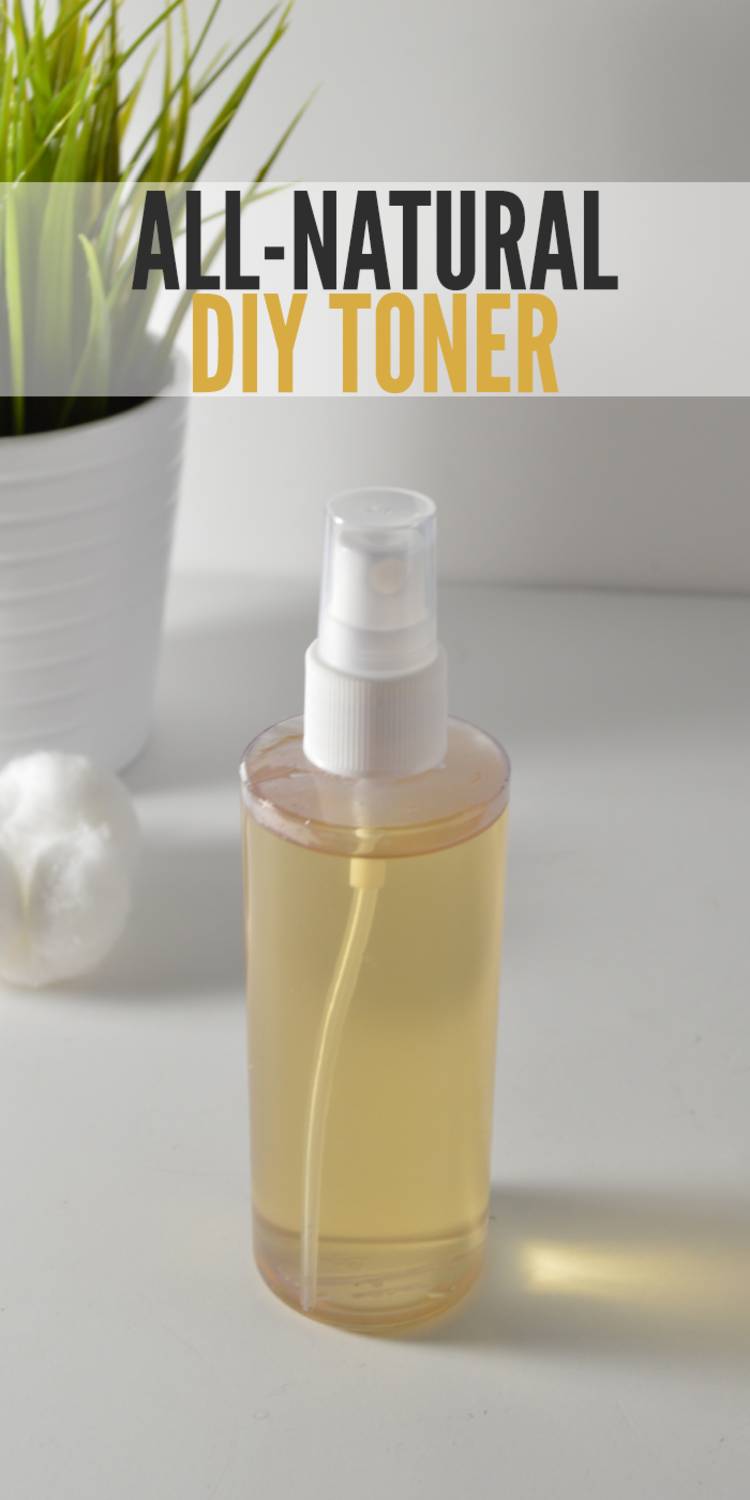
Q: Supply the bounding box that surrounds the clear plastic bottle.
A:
[240,491,510,1330]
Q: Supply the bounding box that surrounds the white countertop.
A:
[2,576,749,1499]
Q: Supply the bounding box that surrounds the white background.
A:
[121,0,750,591]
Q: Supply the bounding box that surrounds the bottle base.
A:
[253,1210,486,1332]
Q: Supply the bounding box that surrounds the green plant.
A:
[0,0,306,435]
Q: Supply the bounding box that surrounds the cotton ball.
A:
[0,844,22,958]
[0,753,139,988]
[0,753,138,870]
[25,832,133,987]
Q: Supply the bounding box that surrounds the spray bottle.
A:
[240,489,510,1330]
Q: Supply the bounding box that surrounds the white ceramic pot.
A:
[0,358,188,771]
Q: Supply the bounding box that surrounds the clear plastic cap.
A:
[317,488,438,679]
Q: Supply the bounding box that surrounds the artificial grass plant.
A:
[0,0,305,436]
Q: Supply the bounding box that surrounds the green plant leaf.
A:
[49,1,105,57]
[164,0,191,178]
[192,4,278,103]
[0,0,306,427]
[178,3,292,183]
[0,36,14,179]
[107,0,182,77]
[145,4,174,182]
[62,230,111,418]
[12,0,28,69]
[116,42,156,140]
[29,3,53,131]
[3,185,25,432]
[122,0,247,177]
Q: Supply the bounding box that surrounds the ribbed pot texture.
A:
[0,369,188,771]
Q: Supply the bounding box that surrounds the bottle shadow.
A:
[74,826,244,1003]
[409,1183,750,1367]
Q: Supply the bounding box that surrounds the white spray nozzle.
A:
[304,489,448,778]
[319,489,438,679]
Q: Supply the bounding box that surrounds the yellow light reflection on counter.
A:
[522,1240,746,1320]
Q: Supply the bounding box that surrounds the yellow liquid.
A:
[241,719,509,1330]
